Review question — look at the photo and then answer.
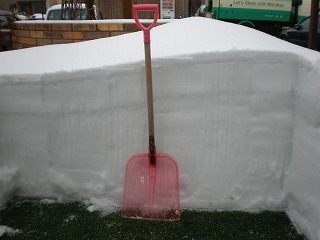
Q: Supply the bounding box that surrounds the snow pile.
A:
[0,167,18,206]
[0,17,320,239]
[0,225,20,237]
[86,197,119,215]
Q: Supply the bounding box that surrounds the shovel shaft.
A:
[145,42,156,164]
[145,43,154,138]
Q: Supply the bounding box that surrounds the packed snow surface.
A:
[0,17,320,239]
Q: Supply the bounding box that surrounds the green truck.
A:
[200,0,313,34]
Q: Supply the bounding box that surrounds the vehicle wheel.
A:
[238,20,255,29]
[279,35,288,41]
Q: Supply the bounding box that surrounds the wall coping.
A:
[14,19,174,25]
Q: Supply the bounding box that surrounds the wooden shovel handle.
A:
[145,43,156,165]
[133,4,159,164]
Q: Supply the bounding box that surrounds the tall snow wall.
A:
[0,52,296,209]
[0,17,320,239]
[284,57,320,240]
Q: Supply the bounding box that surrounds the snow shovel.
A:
[122,4,180,221]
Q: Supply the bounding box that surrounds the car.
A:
[0,10,13,51]
[45,4,102,20]
[16,15,29,20]
[33,13,46,20]
[279,14,320,50]
[46,4,87,20]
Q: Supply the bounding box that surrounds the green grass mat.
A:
[0,198,306,240]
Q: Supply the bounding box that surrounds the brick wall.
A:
[11,20,169,50]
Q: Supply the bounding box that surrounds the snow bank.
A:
[0,17,320,239]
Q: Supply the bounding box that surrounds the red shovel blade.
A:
[122,153,180,221]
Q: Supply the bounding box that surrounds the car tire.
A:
[279,35,288,41]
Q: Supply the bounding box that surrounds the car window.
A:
[47,8,87,20]
[47,9,62,20]
[299,16,320,30]
[0,15,8,28]
[300,17,310,29]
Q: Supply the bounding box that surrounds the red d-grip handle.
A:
[133,4,159,43]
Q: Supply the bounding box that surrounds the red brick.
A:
[44,31,62,39]
[23,24,35,30]
[20,37,36,45]
[124,23,141,32]
[73,24,96,31]
[73,39,84,43]
[37,38,52,46]
[12,42,23,49]
[84,31,109,40]
[52,24,72,31]
[13,23,24,30]
[36,24,52,31]
[13,36,22,44]
[30,31,44,38]
[14,30,29,37]
[62,31,84,39]
[21,44,33,48]
[97,23,123,31]
[52,39,72,44]
[110,32,126,37]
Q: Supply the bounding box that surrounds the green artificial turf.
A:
[0,198,306,240]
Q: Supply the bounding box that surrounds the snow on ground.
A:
[0,17,320,239]
[0,225,20,237]
[0,167,17,206]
